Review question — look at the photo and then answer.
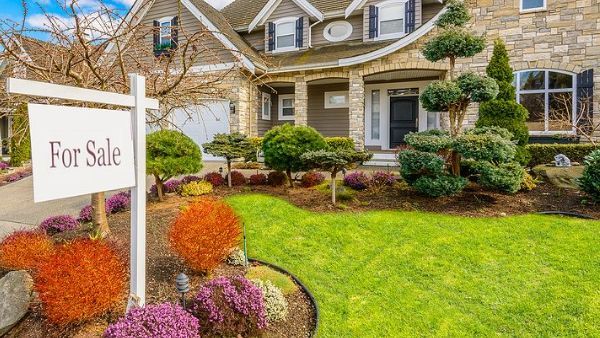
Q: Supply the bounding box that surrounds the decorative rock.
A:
[555,154,572,167]
[0,271,33,336]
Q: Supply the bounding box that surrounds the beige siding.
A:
[258,87,296,136]
[242,29,266,51]
[307,83,350,137]
[263,0,309,52]
[422,3,443,23]
[363,0,423,42]
[310,15,363,47]
[142,0,235,66]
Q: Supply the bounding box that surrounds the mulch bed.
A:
[0,166,32,187]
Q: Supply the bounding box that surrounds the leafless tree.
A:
[548,92,598,146]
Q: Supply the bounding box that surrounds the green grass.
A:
[227,194,600,337]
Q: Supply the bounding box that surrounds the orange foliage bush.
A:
[35,239,126,325]
[0,231,54,271]
[169,198,241,272]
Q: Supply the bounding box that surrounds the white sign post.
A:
[6,75,159,309]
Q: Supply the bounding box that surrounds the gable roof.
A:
[247,0,324,32]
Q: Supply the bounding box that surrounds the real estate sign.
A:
[28,103,135,202]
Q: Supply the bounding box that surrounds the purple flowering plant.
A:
[150,179,181,196]
[343,171,371,190]
[190,276,267,336]
[78,205,93,223]
[39,215,79,235]
[0,162,9,170]
[105,192,131,214]
[181,175,202,184]
[371,171,396,188]
[103,303,200,338]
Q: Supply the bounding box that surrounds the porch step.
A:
[364,152,399,167]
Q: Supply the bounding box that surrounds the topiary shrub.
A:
[169,199,241,272]
[325,137,355,151]
[203,133,254,187]
[397,150,445,184]
[267,171,287,187]
[453,130,517,163]
[0,231,54,271]
[105,192,130,214]
[343,171,371,190]
[300,171,325,188]
[147,130,202,201]
[578,149,600,201]
[35,239,126,325]
[262,124,327,187]
[180,181,213,197]
[104,303,200,338]
[248,173,267,186]
[39,215,79,235]
[404,130,453,153]
[204,172,225,187]
[229,171,246,186]
[251,279,288,323]
[413,175,468,197]
[478,162,525,194]
[190,276,267,336]
[370,171,396,189]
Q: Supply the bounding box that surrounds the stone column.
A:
[349,69,365,150]
[294,76,308,126]
[593,70,600,143]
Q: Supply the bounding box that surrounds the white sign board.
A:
[28,103,136,202]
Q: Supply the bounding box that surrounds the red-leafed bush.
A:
[300,171,325,188]
[204,172,225,187]
[229,171,246,186]
[267,171,287,187]
[169,199,241,272]
[248,173,267,186]
[0,231,54,271]
[35,239,126,325]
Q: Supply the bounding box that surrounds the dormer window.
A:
[268,17,304,53]
[277,20,296,50]
[368,0,415,40]
[153,16,178,56]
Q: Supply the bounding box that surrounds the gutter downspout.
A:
[308,20,320,48]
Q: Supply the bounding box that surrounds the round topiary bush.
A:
[251,279,288,323]
[0,231,54,271]
[104,303,200,338]
[249,173,268,186]
[478,162,524,194]
[300,171,325,188]
[39,215,79,235]
[267,171,287,187]
[413,175,468,197]
[190,276,267,336]
[204,172,225,187]
[579,149,600,201]
[169,199,241,272]
[229,171,246,186]
[35,239,126,325]
[397,150,446,184]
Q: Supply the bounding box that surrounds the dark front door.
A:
[389,96,418,148]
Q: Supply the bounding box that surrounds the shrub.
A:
[246,266,298,295]
[104,303,200,338]
[478,162,524,194]
[169,199,241,272]
[105,192,130,214]
[227,247,247,266]
[203,133,254,188]
[397,150,445,184]
[151,179,181,196]
[325,137,355,151]
[413,175,468,197]
[35,239,126,324]
[262,124,327,186]
[0,231,54,271]
[267,171,287,186]
[521,170,538,191]
[0,162,8,170]
[147,130,202,200]
[78,205,93,223]
[190,276,267,336]
[371,171,396,189]
[404,130,453,152]
[527,144,598,167]
[343,171,371,190]
[181,175,202,184]
[39,215,79,235]
[301,171,325,188]
[579,149,600,201]
[180,181,213,197]
[251,279,288,323]
[454,130,516,163]
[248,173,267,186]
[204,172,225,187]
[229,171,246,186]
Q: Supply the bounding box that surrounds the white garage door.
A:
[172,101,230,162]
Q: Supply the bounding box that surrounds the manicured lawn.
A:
[227,194,600,337]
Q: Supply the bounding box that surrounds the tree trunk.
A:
[331,172,337,204]
[448,56,456,81]
[91,192,110,237]
[450,150,461,177]
[286,169,294,188]
[155,174,165,201]
[227,160,232,188]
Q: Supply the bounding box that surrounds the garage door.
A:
[172,101,230,162]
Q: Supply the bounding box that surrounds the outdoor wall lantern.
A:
[176,273,190,308]
[219,167,224,174]
[229,102,236,114]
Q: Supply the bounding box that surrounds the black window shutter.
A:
[369,5,378,39]
[171,16,179,49]
[153,20,160,55]
[577,69,594,132]
[405,0,416,33]
[296,17,304,48]
[268,22,275,51]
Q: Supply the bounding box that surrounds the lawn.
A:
[226,194,600,337]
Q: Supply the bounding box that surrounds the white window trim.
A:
[374,0,408,41]
[519,0,546,13]
[278,94,295,120]
[157,16,174,47]
[515,69,577,135]
[324,91,350,108]
[323,21,353,42]
[261,92,272,120]
[273,17,300,53]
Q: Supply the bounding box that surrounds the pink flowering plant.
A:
[371,171,396,189]
[103,303,200,338]
[190,276,267,336]
[39,215,79,235]
[343,171,371,190]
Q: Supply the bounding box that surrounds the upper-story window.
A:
[153,16,178,55]
[520,0,546,12]
[268,17,304,53]
[369,0,414,41]
[515,70,576,134]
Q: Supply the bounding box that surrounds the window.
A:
[274,18,298,52]
[371,90,380,140]
[278,94,295,120]
[515,70,576,134]
[377,1,406,39]
[520,0,545,12]
[323,21,353,42]
[324,91,349,108]
[262,93,272,120]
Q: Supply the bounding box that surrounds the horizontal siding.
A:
[422,3,444,23]
[258,87,296,136]
[363,0,422,42]
[143,0,235,66]
[310,15,363,46]
[307,83,350,137]
[242,29,265,51]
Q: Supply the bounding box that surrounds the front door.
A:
[389,96,418,148]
